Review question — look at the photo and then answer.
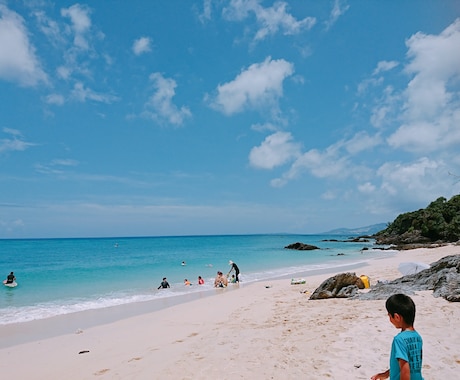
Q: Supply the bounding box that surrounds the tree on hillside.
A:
[376,194,460,244]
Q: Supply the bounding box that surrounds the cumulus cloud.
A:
[249,131,301,169]
[269,132,379,187]
[143,73,192,126]
[210,57,294,115]
[0,4,48,86]
[61,4,92,50]
[223,0,316,42]
[376,157,451,202]
[133,36,152,55]
[388,19,460,152]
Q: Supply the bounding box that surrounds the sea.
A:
[0,234,393,326]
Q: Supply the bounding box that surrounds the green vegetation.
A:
[376,195,460,243]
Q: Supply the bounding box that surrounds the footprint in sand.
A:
[94,368,110,376]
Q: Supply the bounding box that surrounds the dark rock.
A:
[356,254,460,302]
[309,272,362,300]
[285,242,319,251]
[347,237,370,242]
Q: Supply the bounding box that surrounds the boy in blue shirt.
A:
[371,294,424,380]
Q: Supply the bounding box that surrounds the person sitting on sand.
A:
[214,271,227,288]
[230,274,237,283]
[158,277,170,289]
[198,276,204,285]
[371,294,424,380]
[5,272,15,284]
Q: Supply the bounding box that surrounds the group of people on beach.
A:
[213,260,240,288]
[157,260,240,289]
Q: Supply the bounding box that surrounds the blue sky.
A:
[1,0,460,239]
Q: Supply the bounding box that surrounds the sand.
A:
[1,245,459,379]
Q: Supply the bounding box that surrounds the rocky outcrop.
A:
[309,272,364,300]
[356,254,460,302]
[285,242,319,251]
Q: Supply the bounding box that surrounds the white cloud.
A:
[324,0,349,31]
[249,131,301,169]
[50,159,79,167]
[210,57,294,115]
[0,4,48,86]
[342,131,382,155]
[45,93,65,105]
[61,4,92,50]
[388,18,460,152]
[33,10,64,48]
[143,73,192,126]
[271,146,351,188]
[370,85,399,128]
[270,132,379,187]
[0,128,36,153]
[372,60,399,76]
[133,36,152,56]
[250,122,278,132]
[358,182,376,194]
[198,0,213,23]
[223,0,316,42]
[376,157,454,203]
[71,82,119,104]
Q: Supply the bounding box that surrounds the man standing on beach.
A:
[227,260,240,282]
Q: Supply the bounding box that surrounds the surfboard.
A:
[3,280,17,288]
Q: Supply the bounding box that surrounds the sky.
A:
[1,0,460,239]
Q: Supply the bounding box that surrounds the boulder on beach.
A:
[309,272,364,300]
[356,254,460,302]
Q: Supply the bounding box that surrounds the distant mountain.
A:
[323,223,388,236]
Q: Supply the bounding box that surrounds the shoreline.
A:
[0,259,377,349]
[1,245,458,379]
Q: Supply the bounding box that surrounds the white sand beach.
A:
[1,245,459,379]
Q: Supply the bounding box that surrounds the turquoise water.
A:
[0,234,390,325]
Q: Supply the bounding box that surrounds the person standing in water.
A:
[227,260,240,282]
[157,277,170,289]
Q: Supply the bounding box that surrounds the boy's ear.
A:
[393,313,402,322]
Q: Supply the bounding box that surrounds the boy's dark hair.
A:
[385,293,416,326]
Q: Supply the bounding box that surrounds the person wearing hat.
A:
[227,260,240,283]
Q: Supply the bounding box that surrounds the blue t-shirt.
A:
[389,330,424,380]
